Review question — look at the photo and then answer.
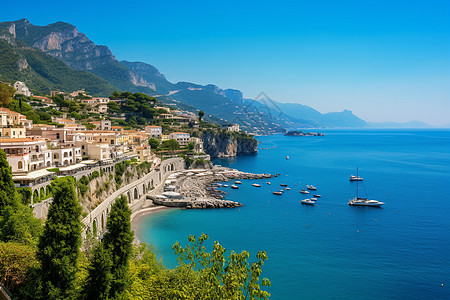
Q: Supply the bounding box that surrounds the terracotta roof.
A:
[171,132,189,134]
[0,138,34,143]
[145,125,162,128]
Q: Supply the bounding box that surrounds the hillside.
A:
[0,28,117,95]
[0,19,156,95]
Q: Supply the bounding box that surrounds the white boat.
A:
[252,183,261,187]
[348,198,385,207]
[231,185,239,189]
[313,194,321,198]
[300,189,310,194]
[348,170,384,207]
[273,191,283,195]
[235,181,242,184]
[267,182,271,185]
[306,185,317,191]
[349,166,364,181]
[301,199,316,205]
[223,184,229,187]
[284,187,290,190]
[286,155,289,160]
[349,175,363,181]
[310,198,318,201]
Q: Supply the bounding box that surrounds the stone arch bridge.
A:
[82,157,184,236]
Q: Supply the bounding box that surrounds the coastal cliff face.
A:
[201,131,258,159]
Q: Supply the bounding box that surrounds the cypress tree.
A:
[37,177,82,299]
[83,243,113,300]
[103,195,134,298]
[0,150,17,213]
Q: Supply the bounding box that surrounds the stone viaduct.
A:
[82,157,185,236]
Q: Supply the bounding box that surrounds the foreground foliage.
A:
[0,149,270,299]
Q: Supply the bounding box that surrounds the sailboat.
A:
[348,168,385,207]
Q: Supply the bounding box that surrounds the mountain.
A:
[0,26,117,95]
[0,19,156,95]
[0,19,369,132]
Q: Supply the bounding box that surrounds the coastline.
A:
[131,206,177,243]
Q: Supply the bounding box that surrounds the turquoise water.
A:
[136,130,450,299]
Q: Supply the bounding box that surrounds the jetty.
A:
[148,166,273,209]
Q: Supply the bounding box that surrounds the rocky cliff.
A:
[201,131,258,158]
[0,19,157,94]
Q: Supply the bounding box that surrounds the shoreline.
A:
[131,206,177,243]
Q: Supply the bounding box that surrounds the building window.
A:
[18,161,23,169]
[110,140,114,145]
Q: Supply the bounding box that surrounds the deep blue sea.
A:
[136,130,450,299]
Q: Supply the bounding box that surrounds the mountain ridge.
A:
[0,18,369,132]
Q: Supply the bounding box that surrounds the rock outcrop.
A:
[201,130,258,159]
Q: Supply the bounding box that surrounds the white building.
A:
[13,81,31,97]
[168,132,191,146]
[189,137,204,153]
[51,146,82,167]
[0,138,52,172]
[145,125,162,138]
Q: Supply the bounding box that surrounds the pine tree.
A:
[0,150,17,213]
[103,194,134,298]
[83,243,113,300]
[37,177,82,299]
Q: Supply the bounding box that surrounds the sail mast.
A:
[356,166,359,199]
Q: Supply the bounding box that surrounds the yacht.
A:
[280,183,288,187]
[223,184,229,187]
[252,183,261,187]
[231,185,239,189]
[348,198,385,207]
[286,155,289,160]
[349,175,363,181]
[301,199,316,205]
[235,181,242,184]
[300,189,309,194]
[273,191,283,195]
[306,185,317,191]
[313,194,321,198]
[349,166,364,181]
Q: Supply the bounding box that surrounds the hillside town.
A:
[0,81,245,205]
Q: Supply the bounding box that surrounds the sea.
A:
[136,129,450,300]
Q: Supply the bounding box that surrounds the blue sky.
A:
[1,0,449,125]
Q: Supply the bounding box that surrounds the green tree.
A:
[83,243,113,300]
[161,139,180,152]
[148,138,160,149]
[0,83,15,107]
[0,205,42,246]
[187,142,195,151]
[107,101,121,113]
[0,150,16,213]
[103,195,134,298]
[171,234,271,299]
[198,110,205,121]
[0,241,39,293]
[37,177,82,299]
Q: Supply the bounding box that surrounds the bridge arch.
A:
[101,213,105,232]
[134,187,139,200]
